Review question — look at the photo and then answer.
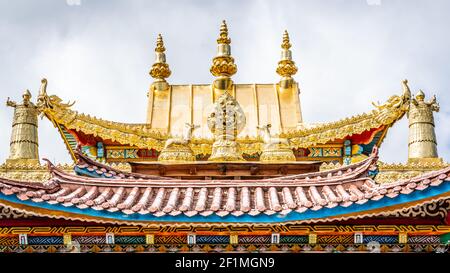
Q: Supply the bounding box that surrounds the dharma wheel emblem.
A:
[207,91,246,138]
[207,91,246,161]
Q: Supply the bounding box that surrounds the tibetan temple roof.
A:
[147,83,303,138]
[30,24,413,162]
[1,147,449,226]
[36,80,409,160]
[1,21,449,253]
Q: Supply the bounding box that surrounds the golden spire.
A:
[155,33,165,53]
[217,20,231,44]
[276,30,298,89]
[281,30,291,50]
[149,34,171,91]
[210,20,237,90]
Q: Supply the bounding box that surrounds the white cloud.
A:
[0,0,449,164]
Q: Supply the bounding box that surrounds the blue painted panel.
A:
[115,236,146,244]
[363,235,397,244]
[28,236,64,245]
[196,236,229,244]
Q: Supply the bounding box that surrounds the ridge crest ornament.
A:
[6,89,40,165]
[158,123,199,162]
[207,91,246,161]
[257,124,296,162]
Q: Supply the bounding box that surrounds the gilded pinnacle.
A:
[210,20,237,83]
[282,30,291,50]
[150,34,171,85]
[276,30,297,82]
[155,34,165,53]
[217,20,231,44]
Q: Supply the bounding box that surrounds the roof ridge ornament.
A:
[36,78,75,112]
[6,88,40,166]
[402,79,411,102]
[155,33,166,53]
[281,30,292,50]
[149,34,171,92]
[217,20,231,45]
[408,88,440,163]
[210,20,237,91]
[276,30,298,89]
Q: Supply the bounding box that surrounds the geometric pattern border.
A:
[2,234,449,246]
[1,225,449,235]
[0,243,448,253]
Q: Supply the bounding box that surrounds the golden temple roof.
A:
[30,22,412,160]
[37,79,409,157]
[146,83,303,138]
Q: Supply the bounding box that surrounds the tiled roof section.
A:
[269,147,379,182]
[2,146,450,223]
[72,150,174,180]
[0,176,60,194]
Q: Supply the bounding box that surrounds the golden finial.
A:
[217,20,231,44]
[149,34,171,91]
[277,30,297,88]
[210,20,236,90]
[155,34,165,53]
[282,30,291,50]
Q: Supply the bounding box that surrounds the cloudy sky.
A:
[0,0,449,164]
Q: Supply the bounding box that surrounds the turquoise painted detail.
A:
[440,232,450,244]
[368,168,379,178]
[344,140,352,156]
[1,180,449,223]
[124,149,138,159]
[28,236,63,245]
[361,130,384,155]
[97,142,104,158]
[115,236,146,244]
[81,145,96,159]
[196,236,229,244]
[61,126,78,151]
[363,235,397,244]
[309,147,323,157]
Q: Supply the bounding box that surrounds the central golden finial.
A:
[149,34,171,92]
[217,20,231,44]
[276,30,298,89]
[155,34,165,53]
[281,30,291,50]
[210,20,237,90]
[208,20,245,161]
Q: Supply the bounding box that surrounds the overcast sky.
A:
[0,0,449,164]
